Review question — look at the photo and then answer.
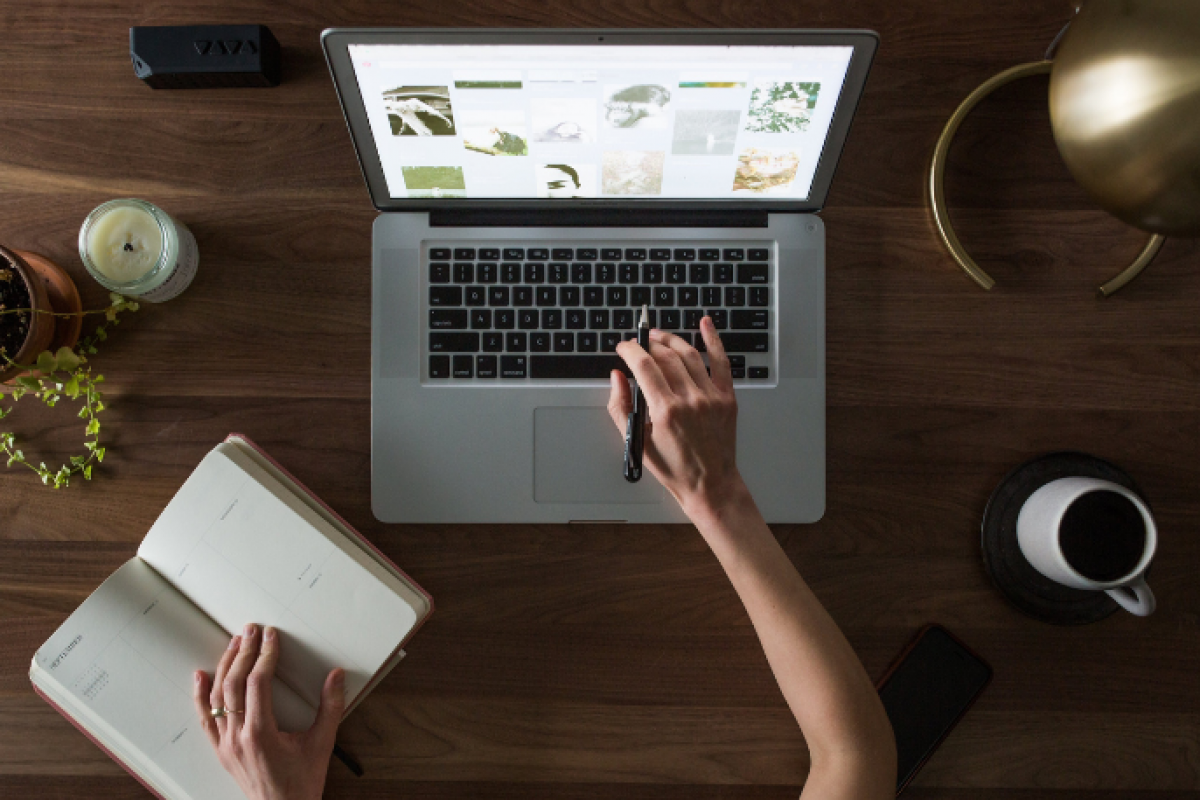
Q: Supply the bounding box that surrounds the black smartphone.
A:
[876,624,992,795]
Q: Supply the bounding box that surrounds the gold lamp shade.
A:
[1051,0,1200,236]
[930,0,1200,294]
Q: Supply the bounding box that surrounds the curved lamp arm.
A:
[928,59,1166,297]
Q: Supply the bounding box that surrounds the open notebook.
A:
[29,435,433,800]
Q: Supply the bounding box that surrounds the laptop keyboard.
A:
[424,243,775,382]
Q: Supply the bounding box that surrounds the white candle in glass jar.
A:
[79,199,199,302]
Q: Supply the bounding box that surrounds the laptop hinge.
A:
[429,208,770,228]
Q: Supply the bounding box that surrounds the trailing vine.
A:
[0,293,138,487]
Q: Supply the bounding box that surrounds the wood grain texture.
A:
[3,0,1199,797]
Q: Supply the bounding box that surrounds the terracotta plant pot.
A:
[0,245,56,385]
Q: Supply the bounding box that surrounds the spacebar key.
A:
[531,355,631,379]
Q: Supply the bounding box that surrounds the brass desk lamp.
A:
[930,0,1200,296]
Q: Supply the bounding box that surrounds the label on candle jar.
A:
[138,223,198,303]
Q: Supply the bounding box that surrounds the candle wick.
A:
[123,242,134,252]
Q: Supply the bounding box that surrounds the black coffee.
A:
[1059,490,1146,582]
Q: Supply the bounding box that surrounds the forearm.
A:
[684,482,896,794]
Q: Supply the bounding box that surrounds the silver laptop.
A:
[322,29,877,523]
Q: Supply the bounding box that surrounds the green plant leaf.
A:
[86,418,100,436]
[95,447,106,462]
[35,351,57,374]
[63,377,80,398]
[83,465,92,480]
[55,347,81,372]
[16,376,40,391]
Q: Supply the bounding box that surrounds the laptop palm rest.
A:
[533,407,667,506]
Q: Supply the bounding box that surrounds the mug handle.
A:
[1105,576,1156,617]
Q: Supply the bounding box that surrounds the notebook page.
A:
[137,447,418,708]
[31,558,316,800]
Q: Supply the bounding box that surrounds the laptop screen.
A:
[345,43,856,202]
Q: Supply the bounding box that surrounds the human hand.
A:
[609,317,747,519]
[194,624,345,800]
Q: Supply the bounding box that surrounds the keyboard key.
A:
[719,332,769,352]
[571,263,592,283]
[643,308,658,328]
[654,287,675,306]
[666,263,687,284]
[554,332,574,352]
[738,264,769,284]
[430,286,463,306]
[660,309,681,329]
[525,263,545,283]
[453,247,476,260]
[576,248,598,260]
[606,286,628,306]
[642,263,663,284]
[584,286,604,306]
[673,248,696,261]
[749,366,769,379]
[552,247,574,260]
[518,310,539,329]
[482,332,504,352]
[471,309,492,329]
[479,248,500,260]
[601,248,622,260]
[478,263,497,283]
[731,366,746,380]
[560,286,580,306]
[677,332,693,346]
[690,263,710,283]
[589,309,610,329]
[506,332,527,351]
[596,263,616,284]
[495,309,515,329]
[601,332,622,351]
[531,355,631,379]
[631,286,652,307]
[531,331,552,352]
[489,286,510,306]
[728,355,746,368]
[650,248,671,260]
[536,286,557,306]
[501,355,527,377]
[477,355,498,377]
[707,309,728,329]
[748,248,769,262]
[578,331,598,352]
[623,331,639,342]
[750,287,769,307]
[613,309,634,329]
[430,247,451,260]
[513,286,533,306]
[725,286,746,306]
[453,262,474,283]
[542,309,563,329]
[528,248,549,260]
[714,264,734,284]
[429,354,450,378]
[503,247,525,260]
[501,263,521,283]
[430,332,479,352]
[566,309,587,329]
[723,248,744,261]
[465,286,486,306]
[624,248,647,260]
[684,310,704,330]
[619,264,638,284]
[430,262,451,283]
[702,287,721,306]
[549,263,569,284]
[430,309,468,329]
[699,248,719,261]
[678,286,699,307]
[732,310,768,329]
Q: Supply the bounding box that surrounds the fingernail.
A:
[195,671,202,684]
[264,626,276,641]
[228,635,241,650]
[334,670,345,689]
[244,623,257,638]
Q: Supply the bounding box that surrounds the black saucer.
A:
[981,452,1145,625]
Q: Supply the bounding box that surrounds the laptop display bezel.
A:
[321,28,878,213]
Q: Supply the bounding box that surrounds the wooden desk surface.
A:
[2,1,1198,798]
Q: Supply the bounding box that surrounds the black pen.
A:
[623,304,650,483]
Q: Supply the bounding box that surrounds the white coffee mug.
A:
[1016,477,1156,616]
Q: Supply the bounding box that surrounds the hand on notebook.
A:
[610,316,745,518]
[194,624,345,800]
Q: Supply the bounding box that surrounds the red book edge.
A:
[31,682,168,800]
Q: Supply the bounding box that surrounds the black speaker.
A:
[130,25,281,89]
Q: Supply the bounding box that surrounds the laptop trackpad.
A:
[534,407,666,505]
